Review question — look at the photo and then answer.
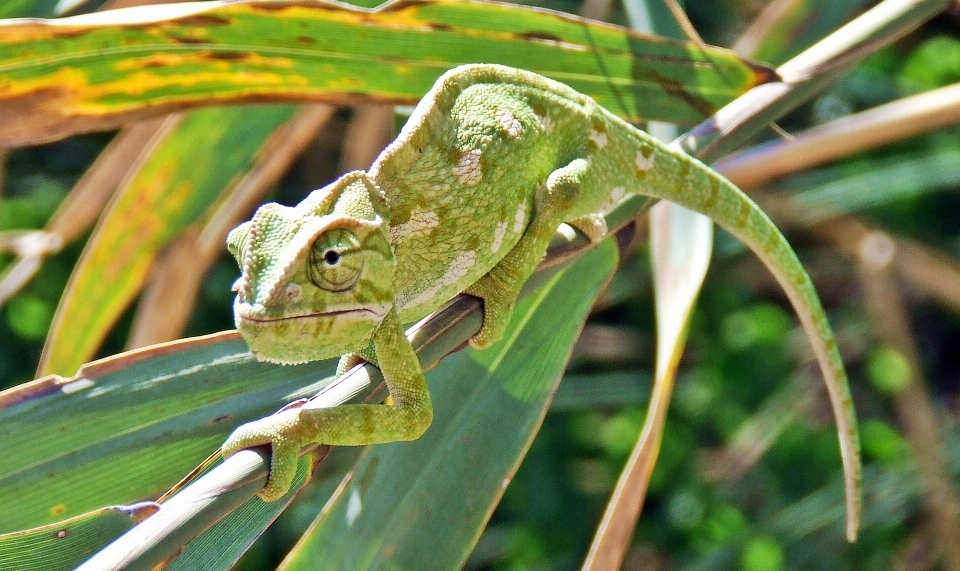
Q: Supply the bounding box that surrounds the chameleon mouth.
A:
[236,307,384,324]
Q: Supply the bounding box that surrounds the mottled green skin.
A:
[221,64,859,536]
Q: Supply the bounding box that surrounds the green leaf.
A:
[0,0,58,19]
[0,0,775,145]
[162,454,315,571]
[71,451,319,571]
[0,503,159,571]
[742,0,874,64]
[0,331,337,533]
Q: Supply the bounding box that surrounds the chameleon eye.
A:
[308,228,362,292]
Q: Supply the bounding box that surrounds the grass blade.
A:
[0,0,773,145]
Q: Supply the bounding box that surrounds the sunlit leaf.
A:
[0,502,159,571]
[0,0,775,145]
[0,331,337,532]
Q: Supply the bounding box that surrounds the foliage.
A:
[1,0,959,569]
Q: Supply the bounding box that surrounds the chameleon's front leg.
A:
[336,342,378,375]
[222,309,432,501]
[466,158,590,349]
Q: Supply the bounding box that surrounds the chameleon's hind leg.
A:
[465,158,588,349]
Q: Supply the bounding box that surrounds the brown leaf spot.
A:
[517,31,564,43]
[209,413,232,425]
[249,2,299,12]
[166,35,208,45]
[175,14,231,27]
[206,51,249,61]
[426,22,452,32]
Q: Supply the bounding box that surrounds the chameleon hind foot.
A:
[464,158,588,349]
[566,213,608,243]
[464,278,514,349]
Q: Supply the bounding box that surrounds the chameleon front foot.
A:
[222,408,306,501]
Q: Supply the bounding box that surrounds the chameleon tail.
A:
[636,140,862,541]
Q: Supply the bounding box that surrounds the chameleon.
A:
[222,64,861,539]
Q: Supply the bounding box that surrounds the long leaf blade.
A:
[0,331,338,533]
[0,503,159,571]
[0,0,775,145]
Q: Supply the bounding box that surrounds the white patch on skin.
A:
[389,209,440,242]
[284,282,302,302]
[404,285,440,310]
[535,112,553,134]
[495,108,523,138]
[347,488,362,526]
[513,203,526,233]
[491,221,508,253]
[406,250,477,308]
[442,250,476,287]
[635,150,656,172]
[589,129,608,149]
[453,148,483,186]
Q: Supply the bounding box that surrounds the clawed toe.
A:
[221,409,305,500]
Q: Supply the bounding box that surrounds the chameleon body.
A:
[223,64,860,536]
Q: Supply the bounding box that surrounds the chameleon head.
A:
[227,172,396,364]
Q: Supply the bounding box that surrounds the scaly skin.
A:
[222,64,860,538]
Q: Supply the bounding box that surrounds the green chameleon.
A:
[222,64,861,538]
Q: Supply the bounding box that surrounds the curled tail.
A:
[637,137,862,541]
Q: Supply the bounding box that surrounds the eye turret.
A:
[226,221,251,264]
[308,228,363,292]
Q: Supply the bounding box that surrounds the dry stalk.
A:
[718,83,960,189]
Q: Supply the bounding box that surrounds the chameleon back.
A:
[370,79,593,324]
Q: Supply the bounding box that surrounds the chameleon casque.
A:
[222,64,861,537]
